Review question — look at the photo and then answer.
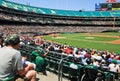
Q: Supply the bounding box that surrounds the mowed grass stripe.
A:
[47,38,120,53]
[59,33,118,42]
[44,33,120,53]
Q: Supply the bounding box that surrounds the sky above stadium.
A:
[8,0,120,11]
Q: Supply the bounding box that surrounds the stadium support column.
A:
[0,0,3,5]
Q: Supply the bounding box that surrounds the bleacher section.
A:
[19,44,84,81]
[19,44,120,81]
[0,0,120,34]
[0,0,120,80]
[1,0,120,17]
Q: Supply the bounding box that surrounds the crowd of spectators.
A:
[0,30,120,80]
[35,39,120,72]
[18,35,120,80]
[1,9,120,35]
[0,25,119,38]
[0,5,120,81]
[0,11,119,26]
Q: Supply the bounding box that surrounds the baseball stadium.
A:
[0,0,120,81]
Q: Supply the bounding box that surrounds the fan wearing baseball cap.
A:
[0,34,36,81]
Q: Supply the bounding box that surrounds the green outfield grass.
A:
[43,32,120,53]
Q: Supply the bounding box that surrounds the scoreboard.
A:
[95,3,120,11]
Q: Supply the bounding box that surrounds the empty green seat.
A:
[3,77,15,81]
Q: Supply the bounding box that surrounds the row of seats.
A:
[19,45,82,79]
[1,0,120,17]
[19,45,119,81]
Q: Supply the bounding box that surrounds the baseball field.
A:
[43,32,120,53]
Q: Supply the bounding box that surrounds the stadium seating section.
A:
[1,0,120,17]
[0,0,120,35]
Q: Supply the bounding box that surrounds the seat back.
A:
[3,77,15,81]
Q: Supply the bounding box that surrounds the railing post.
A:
[58,56,69,81]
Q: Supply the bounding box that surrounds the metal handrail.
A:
[58,56,69,81]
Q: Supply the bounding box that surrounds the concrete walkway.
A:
[37,71,68,81]
[16,71,68,81]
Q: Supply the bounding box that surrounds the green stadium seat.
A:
[65,10,76,16]
[72,11,79,16]
[92,11,102,17]
[77,64,84,80]
[68,68,79,81]
[57,10,68,16]
[111,11,120,17]
[3,77,15,81]
[2,0,120,17]
[83,11,93,17]
[75,11,84,16]
[62,64,69,76]
[53,61,59,72]
[48,60,55,70]
[40,8,51,14]
[101,11,112,17]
